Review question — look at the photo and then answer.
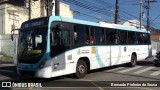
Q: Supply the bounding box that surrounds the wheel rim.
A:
[78,65,85,74]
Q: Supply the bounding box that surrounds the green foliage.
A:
[0,52,13,61]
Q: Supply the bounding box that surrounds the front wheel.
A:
[75,60,87,79]
[153,60,160,67]
[154,62,159,67]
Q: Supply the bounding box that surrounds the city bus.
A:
[14,16,152,78]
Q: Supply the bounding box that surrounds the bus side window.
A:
[137,33,144,44]
[74,24,87,45]
[128,31,137,44]
[106,29,111,44]
[115,33,119,44]
[114,30,118,44]
[74,31,78,44]
[90,27,95,44]
[100,29,105,44]
[142,33,149,44]
[94,27,105,44]
[106,29,116,44]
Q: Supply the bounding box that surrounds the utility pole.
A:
[55,0,59,16]
[115,0,119,24]
[45,0,49,16]
[45,0,54,16]
[147,0,150,31]
[146,0,157,31]
[28,0,31,20]
[140,0,142,29]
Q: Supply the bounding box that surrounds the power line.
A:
[62,0,114,19]
[63,0,114,16]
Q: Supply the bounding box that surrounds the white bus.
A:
[15,16,152,78]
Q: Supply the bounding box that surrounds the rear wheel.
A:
[130,55,137,67]
[75,60,87,78]
[154,63,159,67]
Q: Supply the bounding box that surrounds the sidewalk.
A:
[0,59,15,68]
[0,63,15,68]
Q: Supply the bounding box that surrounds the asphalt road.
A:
[0,58,160,90]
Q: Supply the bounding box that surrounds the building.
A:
[123,20,145,30]
[31,0,73,19]
[0,0,73,61]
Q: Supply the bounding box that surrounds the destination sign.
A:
[21,17,48,29]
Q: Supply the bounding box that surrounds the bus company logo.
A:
[77,49,81,55]
[77,49,89,55]
[2,82,11,87]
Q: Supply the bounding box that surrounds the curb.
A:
[0,64,16,68]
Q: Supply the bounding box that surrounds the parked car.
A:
[153,52,160,67]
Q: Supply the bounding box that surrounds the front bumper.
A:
[17,66,52,78]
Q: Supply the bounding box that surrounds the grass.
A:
[0,52,13,61]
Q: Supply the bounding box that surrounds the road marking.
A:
[134,67,155,74]
[118,66,142,73]
[0,69,15,73]
[79,79,104,90]
[106,67,125,72]
[103,87,154,90]
[150,70,160,76]
[89,81,104,90]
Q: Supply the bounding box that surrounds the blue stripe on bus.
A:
[95,47,105,67]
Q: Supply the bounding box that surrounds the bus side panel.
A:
[91,46,110,70]
[120,46,132,64]
[50,52,75,77]
[111,45,122,65]
[136,45,149,61]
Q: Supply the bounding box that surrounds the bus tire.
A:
[75,60,87,78]
[153,62,159,67]
[130,54,137,67]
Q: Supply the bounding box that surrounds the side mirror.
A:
[11,29,20,41]
[11,34,14,41]
[11,30,14,41]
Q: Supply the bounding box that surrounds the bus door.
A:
[50,22,74,74]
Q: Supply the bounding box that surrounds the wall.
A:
[0,0,73,62]
[4,4,28,34]
[31,0,73,19]
[0,4,5,34]
[0,4,28,61]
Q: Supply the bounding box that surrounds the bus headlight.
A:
[40,60,52,68]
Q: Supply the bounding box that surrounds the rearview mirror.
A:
[11,29,20,41]
[11,34,14,41]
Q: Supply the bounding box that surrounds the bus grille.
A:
[19,70,35,76]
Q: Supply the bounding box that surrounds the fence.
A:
[151,40,160,56]
[0,35,18,64]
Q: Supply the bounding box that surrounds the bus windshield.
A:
[18,27,47,63]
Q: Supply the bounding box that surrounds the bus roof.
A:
[22,16,148,33]
[49,16,149,33]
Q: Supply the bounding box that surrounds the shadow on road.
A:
[0,59,156,83]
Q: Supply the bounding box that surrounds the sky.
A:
[61,0,160,29]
